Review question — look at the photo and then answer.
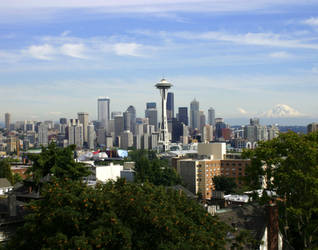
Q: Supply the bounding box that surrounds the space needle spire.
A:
[155,78,172,152]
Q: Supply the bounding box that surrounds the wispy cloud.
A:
[237,107,248,115]
[60,43,87,59]
[24,44,56,60]
[173,31,318,49]
[269,51,292,59]
[302,17,318,27]
[113,43,144,57]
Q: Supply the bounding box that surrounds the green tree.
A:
[0,159,13,184]
[242,131,318,249]
[129,150,181,186]
[26,143,90,186]
[212,176,237,194]
[6,179,233,249]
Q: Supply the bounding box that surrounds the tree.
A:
[212,176,237,195]
[242,131,318,249]
[6,179,233,249]
[26,143,90,186]
[129,150,181,186]
[0,159,13,183]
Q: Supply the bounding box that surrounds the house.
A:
[217,202,286,250]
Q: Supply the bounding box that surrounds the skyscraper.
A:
[97,97,110,131]
[5,113,10,131]
[38,123,49,147]
[145,103,158,130]
[78,112,89,144]
[87,123,95,150]
[68,119,83,148]
[199,111,206,133]
[126,105,136,135]
[167,92,174,119]
[190,98,200,130]
[114,115,124,138]
[146,102,156,109]
[123,111,131,132]
[178,107,188,126]
[208,107,215,126]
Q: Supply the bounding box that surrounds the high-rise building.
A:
[208,107,215,126]
[38,123,49,147]
[126,105,136,134]
[87,123,95,150]
[167,92,174,119]
[123,111,131,132]
[145,103,158,131]
[215,118,227,139]
[155,79,172,151]
[178,107,188,126]
[146,102,156,109]
[199,111,206,133]
[5,113,10,131]
[97,97,110,131]
[111,111,122,119]
[59,118,67,124]
[114,116,124,138]
[121,130,133,149]
[78,112,89,144]
[202,124,213,143]
[171,118,183,143]
[190,99,200,130]
[68,119,83,148]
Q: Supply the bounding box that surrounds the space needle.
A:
[155,78,172,152]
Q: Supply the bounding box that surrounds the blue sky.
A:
[1,0,318,124]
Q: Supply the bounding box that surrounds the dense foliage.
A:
[243,131,318,249]
[212,176,237,195]
[26,143,90,185]
[129,150,181,186]
[0,158,22,185]
[6,179,231,249]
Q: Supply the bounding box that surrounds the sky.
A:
[1,0,318,125]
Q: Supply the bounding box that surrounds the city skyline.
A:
[1,1,318,124]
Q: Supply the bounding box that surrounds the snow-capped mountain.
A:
[261,104,304,118]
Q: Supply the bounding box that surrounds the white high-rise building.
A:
[87,123,95,150]
[78,112,89,144]
[121,130,133,149]
[203,124,213,143]
[68,119,83,148]
[97,97,110,131]
[155,78,172,152]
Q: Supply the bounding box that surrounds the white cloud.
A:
[61,30,71,37]
[113,43,143,56]
[302,17,318,26]
[173,31,318,49]
[25,44,55,60]
[237,107,248,115]
[269,51,292,59]
[312,66,318,73]
[49,111,63,116]
[60,43,87,59]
